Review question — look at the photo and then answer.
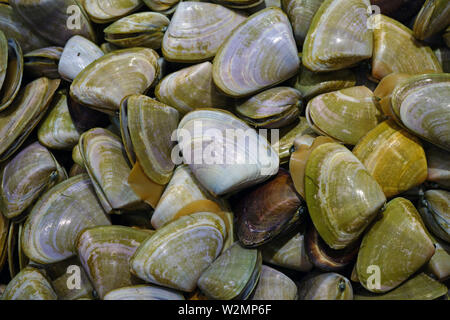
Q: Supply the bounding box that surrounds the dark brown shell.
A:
[235,168,304,248]
[305,223,359,271]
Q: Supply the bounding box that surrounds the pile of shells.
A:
[0,0,448,300]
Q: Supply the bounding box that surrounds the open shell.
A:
[0,38,23,111]
[413,0,450,40]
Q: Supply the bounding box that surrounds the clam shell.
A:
[83,0,143,23]
[70,48,159,115]
[355,273,447,300]
[353,120,428,198]
[130,212,226,292]
[151,165,215,229]
[356,198,435,293]
[37,91,80,150]
[0,212,9,270]
[0,3,49,52]
[104,12,169,49]
[305,224,359,271]
[162,2,246,62]
[235,168,304,247]
[0,142,67,219]
[261,228,313,272]
[251,265,297,300]
[104,285,185,300]
[427,241,450,281]
[419,190,450,243]
[1,267,57,300]
[306,86,384,145]
[0,38,23,111]
[155,62,230,115]
[77,225,151,299]
[305,142,386,249]
[426,145,450,189]
[281,0,325,45]
[58,35,104,82]
[371,15,442,80]
[0,77,60,162]
[235,87,302,129]
[80,128,143,213]
[212,7,300,97]
[0,30,6,90]
[373,73,412,117]
[22,174,111,264]
[390,73,450,151]
[143,0,179,12]
[24,46,61,79]
[298,272,353,300]
[120,95,179,185]
[176,109,279,196]
[10,0,96,46]
[413,0,450,40]
[72,143,83,167]
[212,0,263,9]
[294,64,356,100]
[197,242,261,300]
[302,0,373,72]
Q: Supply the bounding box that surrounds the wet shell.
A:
[10,0,96,46]
[155,62,230,115]
[261,228,313,272]
[371,15,442,80]
[120,95,179,185]
[197,242,261,300]
[162,2,246,62]
[77,225,151,299]
[143,0,179,12]
[104,12,170,49]
[305,142,386,249]
[0,3,49,52]
[419,190,450,243]
[212,7,300,97]
[353,120,428,198]
[306,86,384,145]
[355,273,448,300]
[83,0,143,23]
[23,46,62,79]
[251,265,297,300]
[390,73,450,151]
[0,38,23,111]
[235,169,304,247]
[356,198,435,293]
[0,142,67,219]
[21,174,110,264]
[37,91,80,150]
[176,109,279,196]
[151,165,215,229]
[294,65,356,100]
[413,0,450,40]
[235,87,302,129]
[80,128,143,213]
[58,35,104,82]
[0,77,59,162]
[1,267,57,300]
[426,145,450,189]
[302,0,373,72]
[70,48,159,115]
[130,212,226,292]
[281,0,326,45]
[298,272,353,300]
[104,285,185,300]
